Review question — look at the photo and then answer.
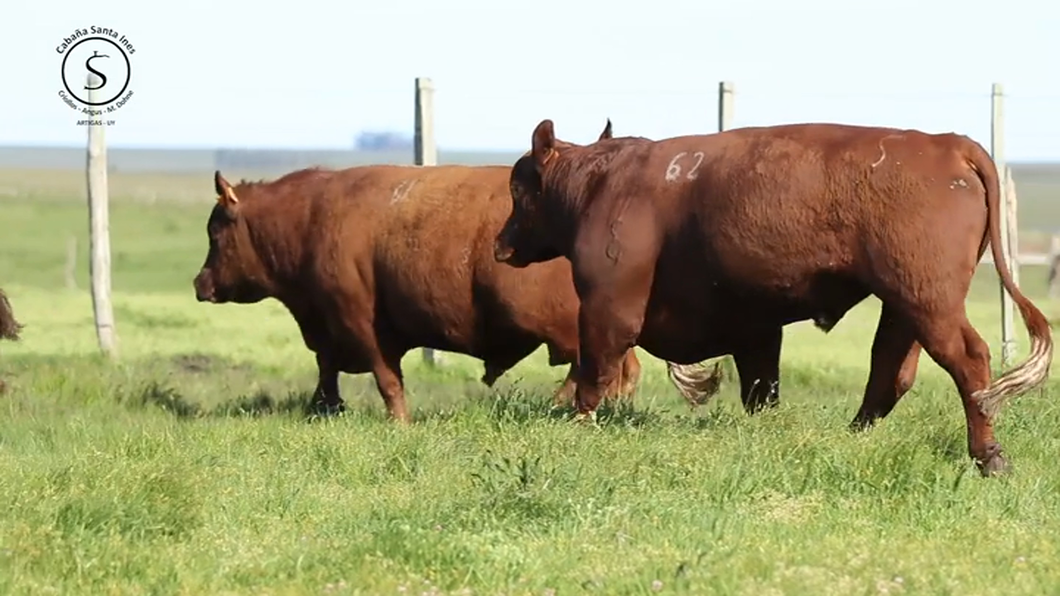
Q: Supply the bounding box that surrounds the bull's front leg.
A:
[556,348,640,410]
[569,202,660,422]
[573,291,651,422]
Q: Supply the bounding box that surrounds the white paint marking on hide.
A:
[871,134,904,169]
[949,178,969,190]
[390,180,417,204]
[664,151,706,183]
[871,143,888,168]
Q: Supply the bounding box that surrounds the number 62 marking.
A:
[664,151,705,183]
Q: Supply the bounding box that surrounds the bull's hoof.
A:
[742,400,779,416]
[975,447,1010,478]
[572,410,598,425]
[307,400,346,418]
[847,415,877,433]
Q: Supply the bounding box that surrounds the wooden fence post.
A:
[714,81,737,380]
[65,236,78,290]
[718,81,734,132]
[86,72,118,358]
[1048,234,1060,299]
[414,77,441,367]
[991,82,1015,367]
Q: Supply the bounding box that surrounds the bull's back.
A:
[355,163,504,286]
[632,124,979,278]
[334,164,572,350]
[609,124,985,343]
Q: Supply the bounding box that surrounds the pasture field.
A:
[2,167,1060,595]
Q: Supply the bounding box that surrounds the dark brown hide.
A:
[0,288,20,342]
[0,287,21,394]
[496,119,1053,476]
[192,129,660,422]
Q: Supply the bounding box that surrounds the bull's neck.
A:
[242,198,311,297]
[542,161,588,258]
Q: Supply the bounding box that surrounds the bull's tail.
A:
[666,359,726,407]
[0,288,22,341]
[966,142,1054,419]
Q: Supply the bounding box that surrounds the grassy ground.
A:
[2,168,1060,595]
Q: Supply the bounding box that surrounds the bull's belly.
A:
[636,304,747,363]
[633,276,868,363]
[382,299,537,359]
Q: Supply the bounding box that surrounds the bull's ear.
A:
[598,118,613,141]
[531,119,557,169]
[214,170,240,214]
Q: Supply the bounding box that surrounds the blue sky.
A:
[5,0,1059,160]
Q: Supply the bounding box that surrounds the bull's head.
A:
[493,119,612,267]
[192,171,272,304]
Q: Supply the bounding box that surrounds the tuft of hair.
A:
[0,288,22,341]
[666,360,726,407]
[972,300,1054,420]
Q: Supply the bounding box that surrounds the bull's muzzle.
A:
[493,238,515,263]
[192,270,216,303]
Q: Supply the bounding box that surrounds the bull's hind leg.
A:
[552,365,578,408]
[850,306,922,429]
[309,350,345,416]
[908,310,1004,476]
[615,349,642,401]
[370,350,410,424]
[732,327,783,414]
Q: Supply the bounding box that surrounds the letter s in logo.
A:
[84,50,108,90]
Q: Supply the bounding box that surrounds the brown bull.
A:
[0,288,19,342]
[192,123,717,422]
[0,288,22,394]
[494,119,1053,476]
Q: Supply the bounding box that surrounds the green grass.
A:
[3,168,1060,595]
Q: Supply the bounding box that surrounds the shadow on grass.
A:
[134,374,681,429]
[137,380,311,420]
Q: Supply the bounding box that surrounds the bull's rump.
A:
[618,124,990,355]
[325,164,575,351]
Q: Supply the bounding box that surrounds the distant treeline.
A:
[354,131,413,152]
[0,145,524,174]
